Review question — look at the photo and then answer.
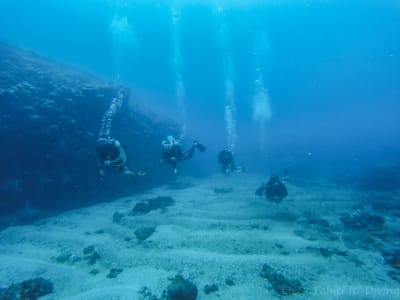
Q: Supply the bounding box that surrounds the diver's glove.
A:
[136,170,146,176]
[193,141,206,152]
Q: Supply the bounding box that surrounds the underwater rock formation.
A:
[135,226,156,241]
[0,277,53,300]
[132,196,175,215]
[259,263,304,295]
[0,43,177,221]
[164,275,198,300]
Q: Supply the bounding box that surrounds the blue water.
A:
[0,0,399,174]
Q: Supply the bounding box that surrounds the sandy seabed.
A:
[0,173,399,300]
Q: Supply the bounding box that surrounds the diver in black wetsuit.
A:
[218,149,242,174]
[255,174,288,203]
[160,135,205,174]
[96,137,145,180]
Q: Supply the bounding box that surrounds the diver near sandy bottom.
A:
[160,135,206,174]
[96,136,146,181]
[255,173,288,203]
[218,148,244,174]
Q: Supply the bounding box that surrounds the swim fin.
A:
[196,143,206,152]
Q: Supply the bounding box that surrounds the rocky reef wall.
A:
[0,43,177,219]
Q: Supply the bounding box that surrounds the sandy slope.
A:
[0,173,399,299]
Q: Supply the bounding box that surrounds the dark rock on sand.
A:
[132,196,175,215]
[83,245,100,265]
[135,226,156,241]
[164,275,198,300]
[138,286,159,300]
[107,268,124,279]
[83,245,95,255]
[112,211,124,224]
[89,269,100,276]
[204,284,218,294]
[0,277,53,300]
[55,252,72,264]
[260,264,304,295]
[225,277,235,286]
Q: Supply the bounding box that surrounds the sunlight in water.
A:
[109,15,137,80]
[171,6,187,139]
[217,8,238,151]
[252,30,273,150]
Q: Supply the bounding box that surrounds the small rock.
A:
[90,269,100,276]
[83,246,100,265]
[204,284,218,294]
[135,226,156,241]
[225,277,235,286]
[0,277,53,300]
[55,252,71,263]
[107,268,123,278]
[132,202,152,215]
[138,286,158,300]
[260,264,304,295]
[132,196,174,215]
[112,211,124,223]
[83,245,95,255]
[164,275,197,300]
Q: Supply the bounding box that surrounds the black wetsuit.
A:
[218,150,236,173]
[161,143,195,170]
[255,176,288,203]
[96,138,125,171]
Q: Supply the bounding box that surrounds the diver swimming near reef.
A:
[160,135,205,174]
[255,173,288,203]
[96,91,145,181]
[96,137,145,180]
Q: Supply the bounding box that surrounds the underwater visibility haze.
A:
[0,0,400,299]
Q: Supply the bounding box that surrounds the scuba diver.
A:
[96,137,145,181]
[218,149,242,173]
[160,135,205,174]
[255,173,288,203]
